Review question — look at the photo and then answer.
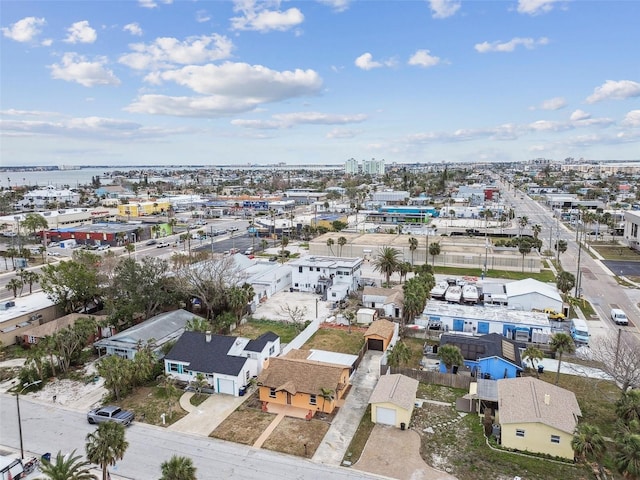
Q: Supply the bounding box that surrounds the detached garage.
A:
[369,374,419,429]
[364,319,396,352]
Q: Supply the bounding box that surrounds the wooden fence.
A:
[388,367,473,390]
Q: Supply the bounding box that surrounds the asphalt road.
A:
[0,395,379,480]
[602,260,640,277]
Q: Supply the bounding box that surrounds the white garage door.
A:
[376,406,396,426]
[218,378,235,395]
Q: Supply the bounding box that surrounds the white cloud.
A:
[123,23,143,36]
[428,0,461,19]
[532,97,566,110]
[1,17,45,43]
[327,128,358,139]
[42,38,53,46]
[408,49,441,68]
[317,0,351,12]
[64,21,97,44]
[232,111,367,129]
[127,62,323,117]
[475,37,549,53]
[517,0,560,15]
[231,0,304,32]
[196,10,211,23]
[622,110,640,127]
[586,80,640,104]
[569,109,590,121]
[354,52,395,71]
[355,53,381,70]
[49,53,121,87]
[138,0,173,8]
[119,34,234,70]
[153,62,322,97]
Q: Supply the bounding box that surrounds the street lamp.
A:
[132,232,137,261]
[15,379,42,459]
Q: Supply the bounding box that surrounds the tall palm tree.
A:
[318,387,335,413]
[337,236,347,257]
[571,423,606,474]
[616,389,640,424]
[522,346,544,378]
[549,332,575,385]
[408,236,418,265]
[5,277,23,297]
[85,418,129,480]
[160,455,197,480]
[518,216,529,237]
[428,241,441,266]
[280,236,289,263]
[532,223,542,239]
[18,269,39,294]
[614,427,640,479]
[39,450,97,480]
[518,239,532,272]
[438,344,464,373]
[326,237,335,256]
[372,246,401,286]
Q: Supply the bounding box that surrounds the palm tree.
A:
[522,346,544,378]
[438,344,464,373]
[408,236,418,265]
[616,389,640,424]
[39,450,97,480]
[556,271,575,300]
[18,269,39,294]
[86,422,129,480]
[549,332,575,385]
[518,239,532,272]
[5,277,23,297]
[160,455,197,480]
[320,236,333,256]
[372,246,401,286]
[428,241,441,266]
[518,216,529,237]
[532,223,542,239]
[386,341,412,368]
[318,387,335,413]
[337,236,347,257]
[572,423,606,474]
[280,236,289,263]
[398,261,412,284]
[614,427,640,479]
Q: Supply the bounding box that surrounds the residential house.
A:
[0,292,60,346]
[18,185,80,208]
[364,319,397,352]
[624,210,640,250]
[362,286,403,320]
[369,374,419,428]
[289,255,363,302]
[19,313,107,347]
[438,333,523,379]
[497,377,581,460]
[164,330,280,396]
[94,309,199,360]
[256,354,350,416]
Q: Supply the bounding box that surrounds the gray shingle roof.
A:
[165,331,248,376]
[244,331,278,352]
[440,333,522,366]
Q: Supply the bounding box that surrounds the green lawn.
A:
[233,319,302,343]
[433,265,556,282]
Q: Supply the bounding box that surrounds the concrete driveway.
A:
[313,350,382,465]
[354,425,457,480]
[168,391,247,436]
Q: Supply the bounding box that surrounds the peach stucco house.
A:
[256,353,350,418]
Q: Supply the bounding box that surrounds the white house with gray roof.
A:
[289,256,363,301]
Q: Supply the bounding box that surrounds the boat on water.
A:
[462,284,479,304]
[430,281,449,299]
[444,285,462,303]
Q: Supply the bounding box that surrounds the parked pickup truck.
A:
[533,307,565,321]
[87,405,135,426]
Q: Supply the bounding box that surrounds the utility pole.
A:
[575,222,583,297]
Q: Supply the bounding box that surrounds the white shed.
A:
[357,308,378,325]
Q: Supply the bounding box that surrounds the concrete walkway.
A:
[313,350,382,466]
[168,391,247,435]
[253,412,285,448]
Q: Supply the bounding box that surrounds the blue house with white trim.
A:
[438,333,523,380]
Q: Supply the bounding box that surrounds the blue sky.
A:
[1,0,639,167]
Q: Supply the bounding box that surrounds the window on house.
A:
[246,371,250,380]
[269,346,275,355]
[516,429,525,437]
[168,363,179,373]
[299,267,303,273]
[316,267,320,272]
[550,435,560,444]
[309,394,317,405]
[269,388,276,398]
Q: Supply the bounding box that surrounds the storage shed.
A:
[356,308,378,325]
[364,319,396,351]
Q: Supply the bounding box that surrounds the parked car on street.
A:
[87,406,135,426]
[146,239,157,246]
[157,242,170,248]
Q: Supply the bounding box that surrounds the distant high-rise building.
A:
[362,158,385,175]
[345,157,359,174]
[345,157,385,175]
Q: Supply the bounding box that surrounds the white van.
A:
[610,308,629,326]
[570,318,590,346]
